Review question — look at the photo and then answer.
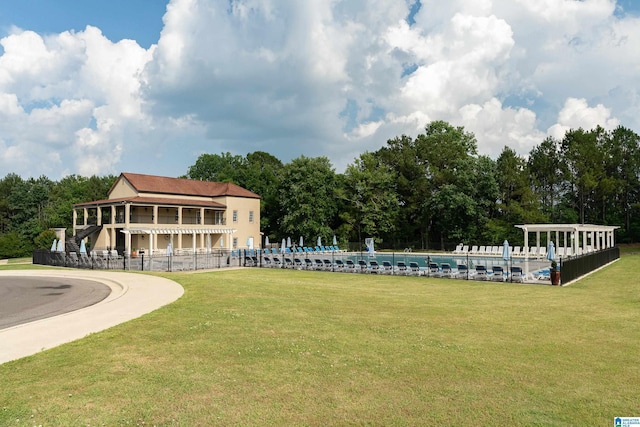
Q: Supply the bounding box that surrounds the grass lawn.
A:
[1,255,639,426]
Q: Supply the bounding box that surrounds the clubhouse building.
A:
[73,172,261,256]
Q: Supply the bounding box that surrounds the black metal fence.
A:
[33,249,250,272]
[560,246,620,284]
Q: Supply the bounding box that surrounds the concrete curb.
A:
[0,269,184,365]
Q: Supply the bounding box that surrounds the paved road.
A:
[0,276,111,329]
[0,269,184,364]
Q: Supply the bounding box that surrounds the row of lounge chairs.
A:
[262,256,420,274]
[264,246,342,255]
[260,256,524,281]
[453,244,548,258]
[427,262,524,282]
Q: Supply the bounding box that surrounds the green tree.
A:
[277,156,338,244]
[242,151,283,238]
[340,152,399,246]
[494,147,541,242]
[528,137,563,221]
[603,126,640,241]
[416,121,478,249]
[376,134,431,248]
[186,152,246,182]
[560,128,605,224]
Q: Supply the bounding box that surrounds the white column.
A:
[192,232,197,253]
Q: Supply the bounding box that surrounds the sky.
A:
[1,0,639,179]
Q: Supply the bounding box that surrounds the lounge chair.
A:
[304,258,314,270]
[284,257,294,268]
[453,243,464,253]
[314,259,324,270]
[397,261,408,275]
[474,265,488,280]
[478,246,486,255]
[491,265,505,281]
[334,259,345,271]
[323,259,333,270]
[294,258,303,269]
[408,262,421,276]
[456,264,469,279]
[381,261,393,274]
[441,263,452,278]
[461,245,469,253]
[427,262,440,277]
[357,259,369,273]
[512,246,521,257]
[263,256,272,267]
[272,256,282,268]
[510,266,523,283]
[469,245,479,254]
[369,260,381,274]
[345,259,356,272]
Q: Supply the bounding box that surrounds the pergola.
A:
[514,224,619,259]
[120,227,237,255]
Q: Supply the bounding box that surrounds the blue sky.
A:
[0,0,639,179]
[0,0,166,48]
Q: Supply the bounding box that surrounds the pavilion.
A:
[515,224,619,259]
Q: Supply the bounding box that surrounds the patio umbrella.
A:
[299,236,304,247]
[80,240,87,254]
[287,237,291,248]
[51,239,57,252]
[220,236,224,247]
[333,235,337,246]
[57,239,64,252]
[281,238,286,253]
[502,240,511,282]
[166,242,173,256]
[547,241,555,261]
[265,236,269,247]
[317,236,322,247]
[502,240,510,260]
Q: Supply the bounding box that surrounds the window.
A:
[196,211,201,224]
[233,210,238,223]
[233,237,238,249]
[215,211,224,225]
[249,210,254,223]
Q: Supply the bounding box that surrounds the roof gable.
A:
[113,172,260,199]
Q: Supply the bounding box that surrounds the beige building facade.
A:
[73,173,261,256]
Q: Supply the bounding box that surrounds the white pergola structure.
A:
[120,227,237,256]
[515,224,619,259]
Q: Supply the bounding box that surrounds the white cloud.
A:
[547,97,620,139]
[1,0,639,178]
[0,26,153,177]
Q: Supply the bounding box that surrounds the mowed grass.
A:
[1,256,639,426]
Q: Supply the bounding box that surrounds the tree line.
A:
[1,120,638,258]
